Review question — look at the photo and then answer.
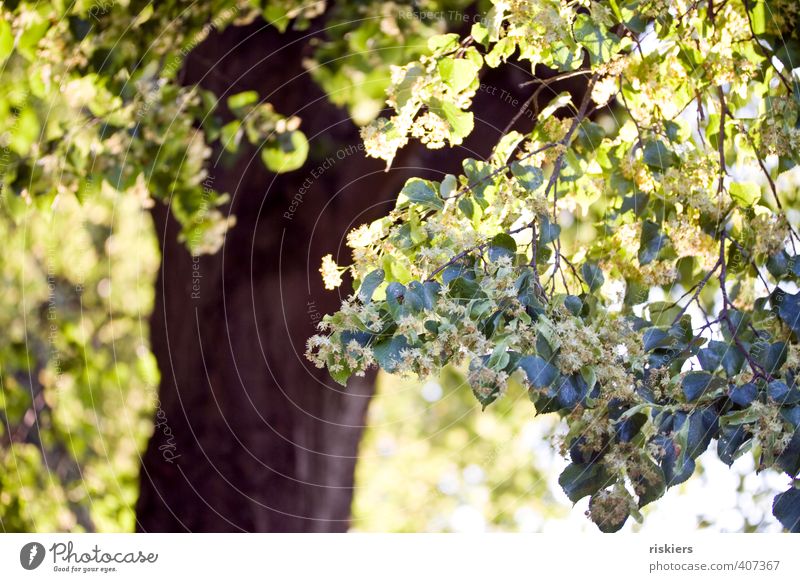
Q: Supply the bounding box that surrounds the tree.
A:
[0,0,482,532]
[0,0,799,533]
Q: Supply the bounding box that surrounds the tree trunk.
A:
[134,20,412,532]
[134,205,376,531]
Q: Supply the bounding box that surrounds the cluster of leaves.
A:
[0,0,332,254]
[0,0,487,251]
[308,0,800,531]
[307,1,473,126]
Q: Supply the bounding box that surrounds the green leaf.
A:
[405,281,439,312]
[518,355,559,388]
[647,301,682,326]
[373,335,410,373]
[450,277,484,303]
[329,364,353,386]
[558,462,614,503]
[458,196,474,219]
[132,3,155,28]
[698,340,726,372]
[0,20,13,61]
[768,380,800,405]
[682,371,723,402]
[685,409,719,459]
[439,100,474,141]
[551,39,583,71]
[729,382,758,406]
[488,233,516,262]
[581,262,604,292]
[718,425,750,466]
[487,342,510,370]
[484,36,515,67]
[777,290,800,336]
[462,158,493,200]
[642,327,670,351]
[428,33,460,52]
[773,487,800,533]
[470,22,489,45]
[642,140,677,171]
[638,220,669,265]
[357,269,385,303]
[574,14,619,64]
[754,341,788,376]
[399,178,443,210]
[439,174,458,198]
[261,131,309,173]
[749,0,768,35]
[491,131,524,165]
[220,120,242,153]
[385,282,406,319]
[437,57,480,94]
[580,365,597,391]
[228,90,259,112]
[574,121,606,153]
[539,214,561,245]
[262,5,291,31]
[538,92,572,121]
[510,162,543,190]
[564,295,583,315]
[729,181,761,207]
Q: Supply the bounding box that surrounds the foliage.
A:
[2,0,800,533]
[0,185,159,531]
[307,0,800,532]
[355,371,787,532]
[0,0,485,531]
[0,0,253,532]
[0,0,333,255]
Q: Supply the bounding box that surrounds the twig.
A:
[670,257,722,325]
[716,86,727,196]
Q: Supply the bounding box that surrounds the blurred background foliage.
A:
[0,186,158,532]
[352,369,567,531]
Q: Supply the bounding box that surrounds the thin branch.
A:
[425,242,490,283]
[671,257,722,325]
[450,142,559,202]
[716,86,727,196]
[519,69,591,88]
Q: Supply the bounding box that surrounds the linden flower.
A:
[591,75,618,107]
[319,254,343,290]
[347,224,375,249]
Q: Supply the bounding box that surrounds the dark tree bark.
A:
[134,21,411,532]
[135,15,587,532]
